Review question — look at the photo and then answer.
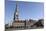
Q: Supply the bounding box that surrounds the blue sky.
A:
[5,0,44,24]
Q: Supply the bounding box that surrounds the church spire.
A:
[13,1,19,21]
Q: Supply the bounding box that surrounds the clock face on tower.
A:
[16,10,19,16]
[16,12,18,15]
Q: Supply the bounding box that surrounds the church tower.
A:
[13,2,19,21]
[12,1,26,28]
